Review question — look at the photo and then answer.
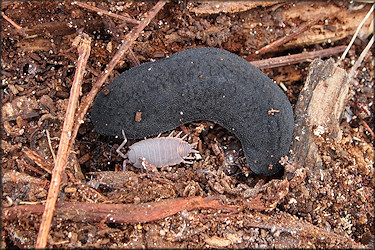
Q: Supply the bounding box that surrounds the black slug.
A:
[91,47,294,176]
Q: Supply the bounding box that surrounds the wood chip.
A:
[135,110,142,122]
[191,1,278,14]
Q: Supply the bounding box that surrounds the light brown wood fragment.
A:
[282,3,373,48]
[245,211,364,248]
[190,1,278,14]
[291,58,350,169]
[135,110,142,122]
[2,170,46,185]
[23,147,54,174]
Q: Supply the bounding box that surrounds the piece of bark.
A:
[2,171,47,186]
[291,58,350,169]
[282,3,372,49]
[245,211,364,249]
[243,179,289,211]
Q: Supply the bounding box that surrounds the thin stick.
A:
[35,34,92,248]
[341,3,374,61]
[349,35,374,79]
[1,11,26,37]
[45,129,56,162]
[246,13,323,60]
[16,158,46,176]
[361,120,374,138]
[69,1,166,150]
[2,111,39,122]
[4,196,239,224]
[127,49,141,66]
[74,1,140,25]
[249,45,347,69]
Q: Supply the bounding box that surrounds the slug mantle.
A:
[91,47,294,176]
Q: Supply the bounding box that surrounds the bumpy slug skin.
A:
[91,47,294,175]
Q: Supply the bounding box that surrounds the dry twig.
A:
[361,119,375,139]
[69,1,166,150]
[16,158,46,176]
[23,147,54,174]
[349,35,374,79]
[2,111,39,122]
[249,45,346,69]
[340,3,374,61]
[246,13,323,60]
[75,1,140,25]
[45,129,56,162]
[3,196,239,224]
[35,34,92,248]
[1,11,26,37]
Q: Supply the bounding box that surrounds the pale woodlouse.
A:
[116,130,199,170]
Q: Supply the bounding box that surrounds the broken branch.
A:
[35,34,92,248]
[246,13,323,60]
[75,2,140,25]
[3,196,239,224]
[249,45,346,69]
[1,11,26,37]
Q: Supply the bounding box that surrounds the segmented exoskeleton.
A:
[116,130,198,170]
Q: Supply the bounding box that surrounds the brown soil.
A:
[1,1,374,248]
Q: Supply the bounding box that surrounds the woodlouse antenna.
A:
[122,159,129,172]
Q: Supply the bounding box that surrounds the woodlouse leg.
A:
[184,157,195,160]
[168,130,175,137]
[139,157,159,175]
[157,133,162,138]
[122,159,130,172]
[175,131,183,138]
[183,160,194,164]
[116,130,128,159]
[181,134,188,140]
[191,149,199,154]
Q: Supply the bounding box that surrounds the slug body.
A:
[91,47,294,175]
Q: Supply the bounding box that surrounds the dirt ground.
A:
[1,1,374,248]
